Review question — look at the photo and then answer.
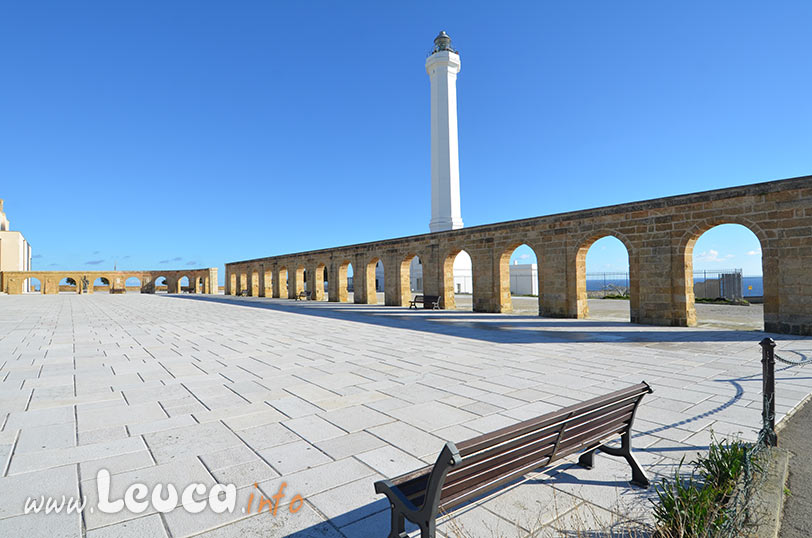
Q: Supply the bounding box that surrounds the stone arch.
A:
[24,276,42,294]
[179,275,191,293]
[574,230,637,321]
[399,252,424,306]
[678,217,770,328]
[497,242,540,314]
[153,275,168,294]
[125,276,142,292]
[441,247,474,310]
[93,276,111,292]
[59,276,79,294]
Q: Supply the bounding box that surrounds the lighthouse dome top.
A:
[431,31,457,55]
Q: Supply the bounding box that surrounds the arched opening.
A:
[277,266,288,298]
[179,276,191,293]
[153,276,168,294]
[578,235,632,321]
[336,261,352,302]
[93,277,110,292]
[24,277,41,294]
[686,223,764,331]
[364,257,384,304]
[400,254,423,306]
[125,276,142,293]
[498,243,540,314]
[442,250,473,310]
[198,277,206,294]
[59,277,78,294]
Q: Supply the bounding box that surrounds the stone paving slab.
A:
[0,294,810,537]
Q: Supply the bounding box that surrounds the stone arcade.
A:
[225,175,812,336]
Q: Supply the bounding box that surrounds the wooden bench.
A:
[109,288,126,294]
[409,295,441,309]
[295,290,311,301]
[374,382,652,538]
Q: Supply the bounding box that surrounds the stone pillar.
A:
[43,277,59,295]
[260,266,271,297]
[538,236,574,318]
[623,242,645,324]
[422,246,444,307]
[238,272,246,295]
[384,254,406,306]
[769,230,812,334]
[470,249,496,313]
[290,267,304,299]
[352,255,369,304]
[6,277,22,294]
[250,270,259,296]
[329,262,348,302]
[276,267,287,298]
[308,264,324,300]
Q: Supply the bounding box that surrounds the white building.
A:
[509,261,538,296]
[0,199,33,292]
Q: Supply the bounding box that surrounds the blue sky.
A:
[2,2,809,281]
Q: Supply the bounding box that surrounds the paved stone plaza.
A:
[0,294,810,537]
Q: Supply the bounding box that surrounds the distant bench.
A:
[295,290,311,301]
[409,295,440,309]
[109,288,126,294]
[374,382,653,538]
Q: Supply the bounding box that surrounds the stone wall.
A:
[225,175,812,335]
[1,268,218,295]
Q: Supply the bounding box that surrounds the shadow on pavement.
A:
[164,294,785,345]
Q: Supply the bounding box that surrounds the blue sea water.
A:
[586,276,764,296]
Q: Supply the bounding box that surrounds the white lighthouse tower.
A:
[427,31,464,233]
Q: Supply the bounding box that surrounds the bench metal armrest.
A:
[376,442,461,537]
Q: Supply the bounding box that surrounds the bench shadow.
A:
[279,463,658,537]
[163,294,791,345]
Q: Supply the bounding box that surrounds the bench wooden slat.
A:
[456,383,648,456]
[389,387,646,491]
[440,405,636,504]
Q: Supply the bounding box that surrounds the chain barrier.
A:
[774,352,811,367]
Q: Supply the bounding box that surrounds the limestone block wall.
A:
[225,175,812,335]
[1,268,218,296]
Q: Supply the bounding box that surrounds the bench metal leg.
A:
[577,448,596,469]
[388,505,407,538]
[578,432,650,488]
[419,518,436,538]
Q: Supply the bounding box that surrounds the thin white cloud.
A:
[747,250,761,256]
[695,249,721,262]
